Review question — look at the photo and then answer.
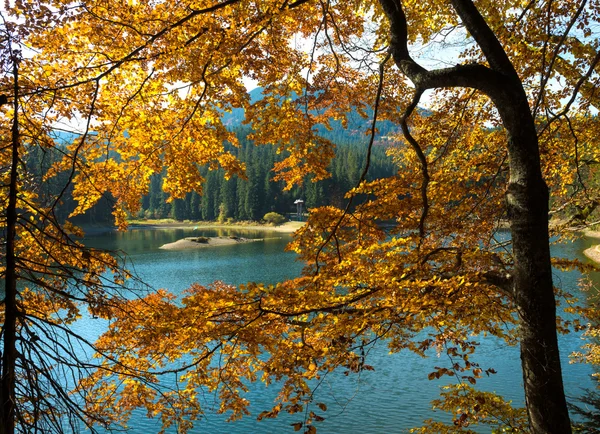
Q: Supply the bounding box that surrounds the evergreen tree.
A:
[135,127,397,221]
[171,198,186,221]
[189,191,201,220]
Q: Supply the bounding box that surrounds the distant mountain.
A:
[221,87,264,127]
[220,87,402,144]
[48,129,86,144]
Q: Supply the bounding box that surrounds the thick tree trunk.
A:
[377,0,572,431]
[500,92,572,433]
[510,178,571,433]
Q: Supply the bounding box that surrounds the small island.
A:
[159,236,269,250]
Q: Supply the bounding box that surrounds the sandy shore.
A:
[584,245,600,263]
[582,230,600,264]
[130,220,305,234]
[584,230,600,239]
[159,236,275,250]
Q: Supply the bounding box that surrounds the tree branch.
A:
[400,89,429,241]
[449,0,518,78]
[378,0,516,102]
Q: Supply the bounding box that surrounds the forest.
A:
[26,124,398,224]
[1,0,600,433]
[139,127,398,222]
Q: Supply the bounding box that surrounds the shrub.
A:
[263,212,287,226]
[217,203,228,223]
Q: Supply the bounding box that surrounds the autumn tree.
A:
[0,22,132,434]
[2,0,600,433]
[0,7,245,433]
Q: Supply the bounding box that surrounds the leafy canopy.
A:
[1,0,600,432]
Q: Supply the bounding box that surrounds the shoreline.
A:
[83,220,305,235]
[127,220,305,234]
[584,245,600,264]
[85,220,600,264]
[583,230,600,264]
[583,230,600,239]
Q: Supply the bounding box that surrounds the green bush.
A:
[263,212,287,226]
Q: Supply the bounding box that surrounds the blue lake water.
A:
[77,227,600,433]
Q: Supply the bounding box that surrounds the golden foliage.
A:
[411,385,529,433]
[1,0,600,431]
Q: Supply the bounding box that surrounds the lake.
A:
[78,227,599,433]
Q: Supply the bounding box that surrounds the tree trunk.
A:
[377,0,572,431]
[500,92,572,433]
[511,179,571,433]
[2,58,19,434]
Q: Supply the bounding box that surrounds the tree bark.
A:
[497,81,572,434]
[377,0,571,431]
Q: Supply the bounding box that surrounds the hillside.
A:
[32,88,402,225]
